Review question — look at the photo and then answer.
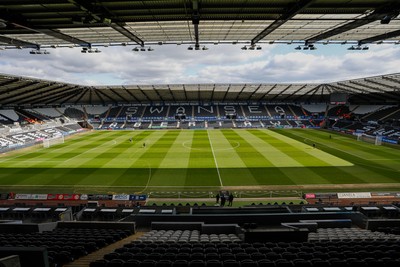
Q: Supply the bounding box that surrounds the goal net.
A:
[357,134,382,146]
[43,135,64,148]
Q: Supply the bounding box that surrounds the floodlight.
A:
[295,46,301,50]
[94,48,101,53]
[241,46,247,50]
[256,46,262,50]
[362,46,369,50]
[132,47,139,51]
[43,50,50,54]
[188,46,193,50]
[202,46,208,50]
[148,47,154,51]
[303,46,309,50]
[347,46,355,50]
[140,47,146,51]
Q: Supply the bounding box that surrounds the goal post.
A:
[356,133,382,146]
[43,135,64,148]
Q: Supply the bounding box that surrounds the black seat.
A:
[90,259,109,267]
[241,259,259,267]
[257,259,275,267]
[189,260,206,267]
[155,260,173,267]
[108,259,126,267]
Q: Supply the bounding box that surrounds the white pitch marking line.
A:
[207,130,223,187]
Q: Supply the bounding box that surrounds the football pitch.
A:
[0,129,399,194]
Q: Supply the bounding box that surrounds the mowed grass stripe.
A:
[76,131,166,186]
[235,129,302,167]
[208,130,258,186]
[257,129,352,167]
[307,129,400,161]
[186,130,220,186]
[147,130,193,187]
[241,129,332,185]
[220,129,296,186]
[207,130,248,168]
[111,130,183,188]
[20,132,152,188]
[2,131,123,174]
[274,129,400,184]
[17,131,147,186]
[0,130,108,167]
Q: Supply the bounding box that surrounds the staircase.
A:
[64,232,144,267]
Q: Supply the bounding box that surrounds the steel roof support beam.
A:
[192,0,200,49]
[257,84,277,101]
[111,23,144,46]
[182,85,189,102]
[247,84,262,100]
[280,84,308,102]
[359,29,400,45]
[68,0,144,46]
[234,84,247,101]
[381,76,400,88]
[167,85,176,102]
[40,29,91,46]
[94,88,118,104]
[1,84,60,105]
[24,86,80,105]
[327,84,373,103]
[251,0,313,45]
[59,90,83,105]
[152,86,165,102]
[0,81,41,102]
[307,3,400,43]
[48,89,83,105]
[0,35,39,48]
[73,87,90,105]
[137,86,152,102]
[122,86,141,102]
[269,84,292,101]
[221,84,231,102]
[109,88,129,103]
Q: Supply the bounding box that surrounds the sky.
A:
[1,43,400,86]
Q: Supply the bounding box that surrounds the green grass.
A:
[0,129,399,194]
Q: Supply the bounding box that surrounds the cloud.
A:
[1,44,400,86]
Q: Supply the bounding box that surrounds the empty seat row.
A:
[90,258,400,267]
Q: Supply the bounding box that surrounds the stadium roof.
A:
[1,72,400,107]
[1,0,400,50]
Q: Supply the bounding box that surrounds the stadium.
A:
[0,1,400,267]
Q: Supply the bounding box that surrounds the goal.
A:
[43,135,64,148]
[357,134,382,146]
